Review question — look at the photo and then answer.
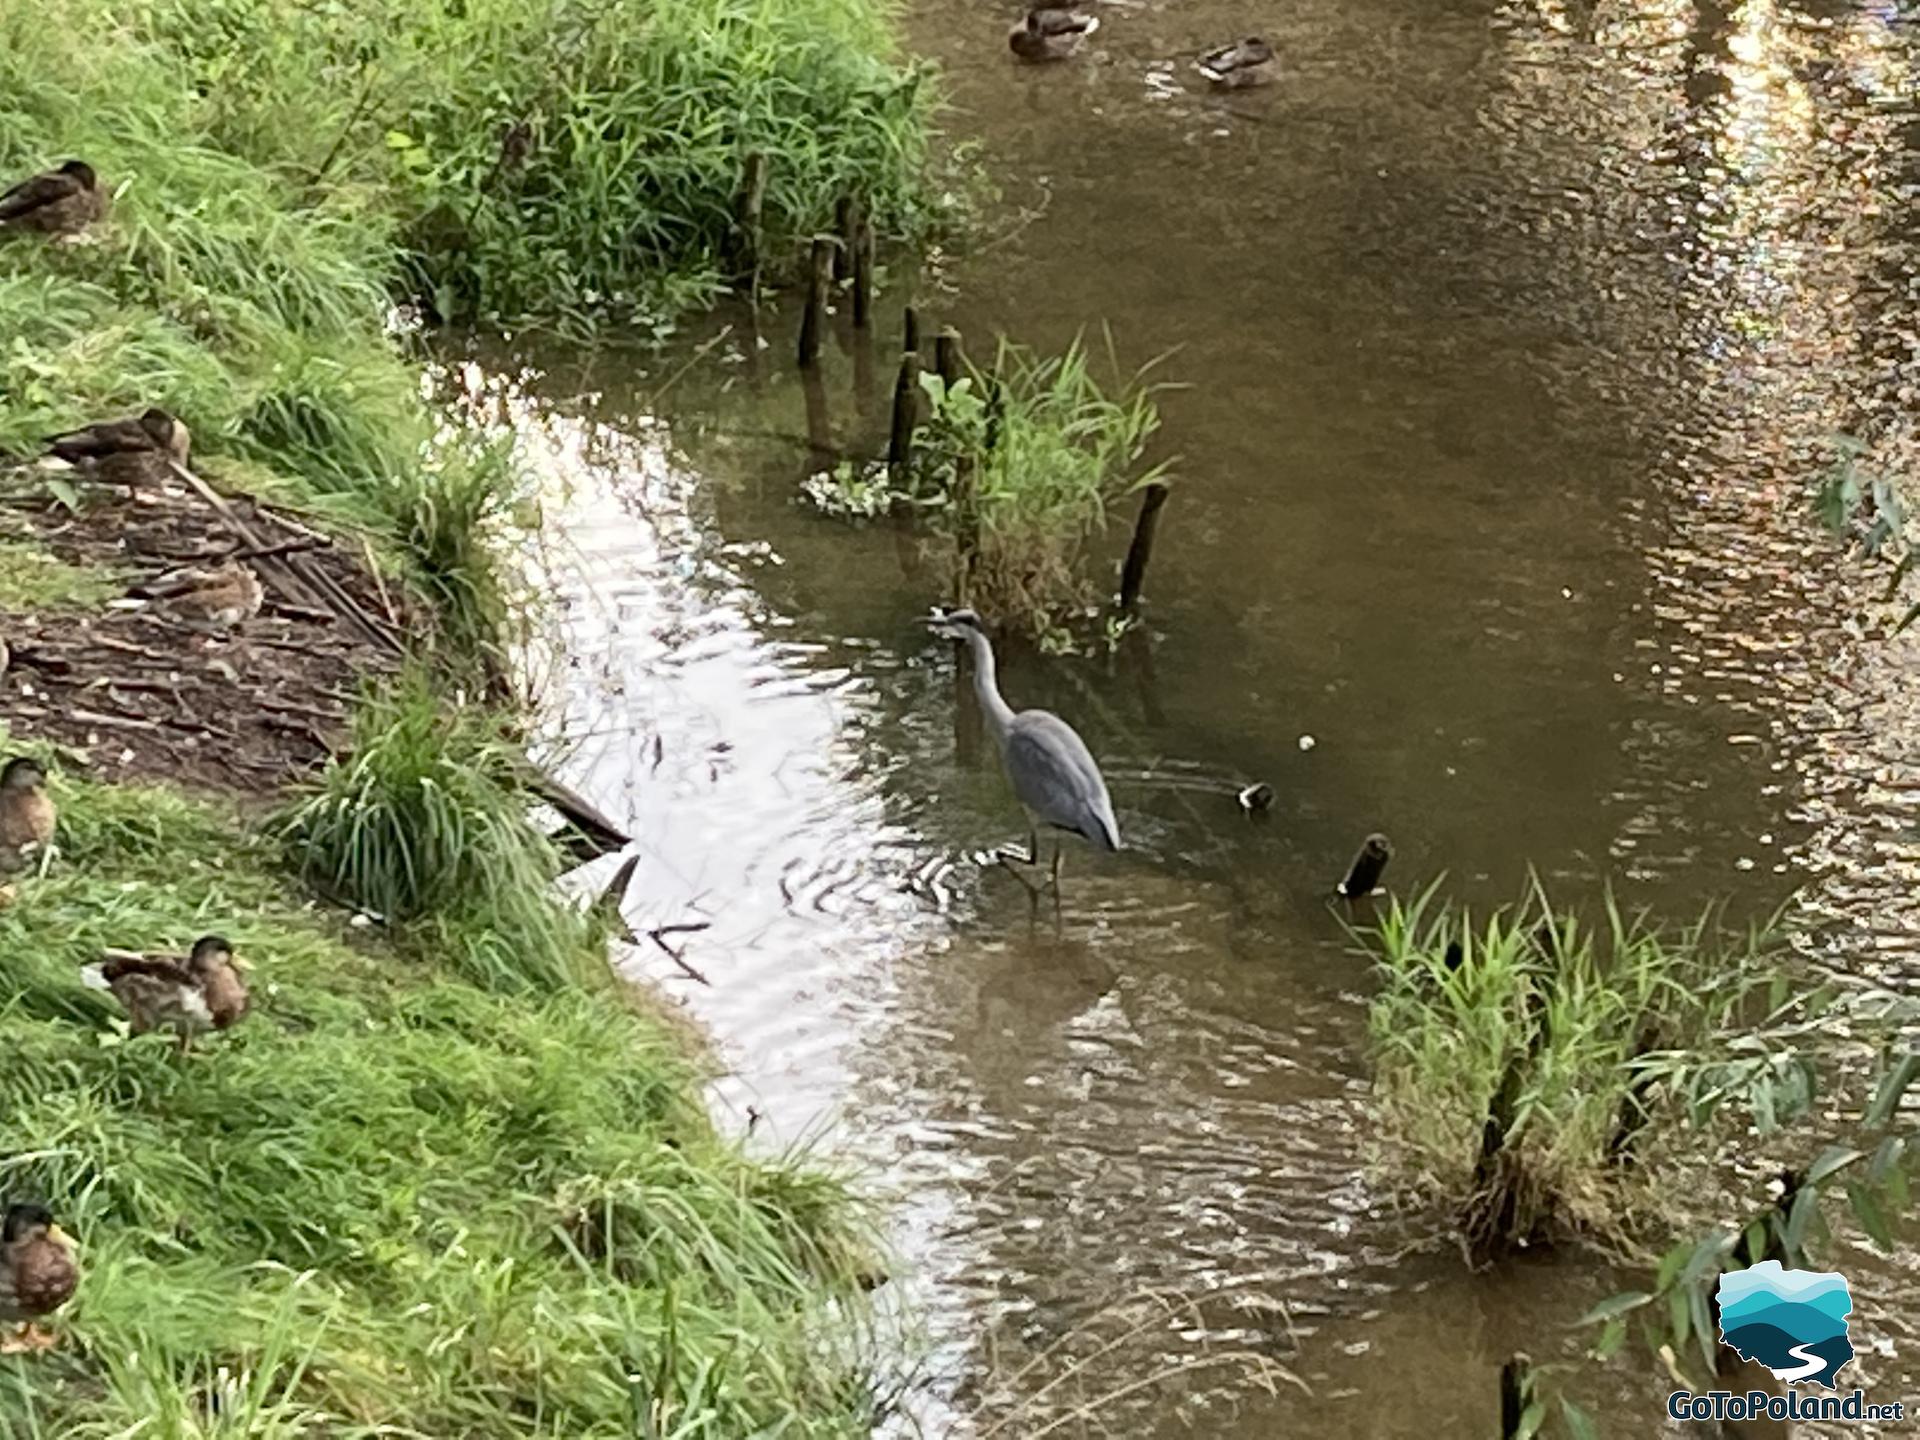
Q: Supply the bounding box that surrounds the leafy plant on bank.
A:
[1364,882,1856,1261]
[134,0,943,335]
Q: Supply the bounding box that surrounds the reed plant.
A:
[1365,882,1816,1260]
[801,334,1171,641]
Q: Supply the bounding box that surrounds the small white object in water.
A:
[1298,735,1316,751]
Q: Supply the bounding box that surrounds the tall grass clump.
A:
[274,674,596,993]
[920,338,1169,639]
[807,335,1170,642]
[135,0,941,334]
[0,771,888,1438]
[1365,883,1824,1262]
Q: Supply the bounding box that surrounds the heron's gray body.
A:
[952,619,1121,855]
[1005,712,1121,851]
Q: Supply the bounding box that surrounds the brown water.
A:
[472,0,1920,1430]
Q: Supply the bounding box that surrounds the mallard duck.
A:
[44,408,191,482]
[0,758,55,871]
[1237,781,1275,814]
[1009,7,1099,61]
[1,1204,77,1349]
[84,934,250,1046]
[0,161,106,239]
[1196,36,1275,86]
[133,558,263,628]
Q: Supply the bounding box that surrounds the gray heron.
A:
[927,607,1121,900]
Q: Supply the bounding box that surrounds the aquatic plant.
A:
[907,335,1171,641]
[0,772,888,1437]
[1364,882,1834,1261]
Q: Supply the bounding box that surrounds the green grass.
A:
[0,765,888,1437]
[135,0,941,336]
[808,334,1171,643]
[0,538,119,611]
[1365,883,1807,1260]
[274,674,601,995]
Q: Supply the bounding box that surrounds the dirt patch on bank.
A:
[0,467,409,793]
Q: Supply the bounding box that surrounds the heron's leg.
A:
[1049,844,1063,925]
[994,826,1039,868]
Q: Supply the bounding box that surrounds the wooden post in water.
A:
[1498,1358,1526,1439]
[887,354,919,477]
[1337,832,1393,899]
[833,196,856,282]
[887,307,923,479]
[1117,482,1171,611]
[797,236,836,369]
[851,216,874,329]
[734,152,769,296]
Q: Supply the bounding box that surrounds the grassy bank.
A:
[0,751,884,1436]
[0,0,930,1429]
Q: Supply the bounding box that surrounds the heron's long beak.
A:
[46,1225,72,1248]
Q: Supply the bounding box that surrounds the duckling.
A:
[1009,6,1099,61]
[1196,36,1275,87]
[0,161,106,239]
[0,758,55,872]
[0,1204,77,1349]
[84,934,250,1047]
[44,408,191,486]
[133,558,263,629]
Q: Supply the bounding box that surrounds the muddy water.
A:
[482,0,1920,1431]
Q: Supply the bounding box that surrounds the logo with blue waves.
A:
[1716,1260,1854,1391]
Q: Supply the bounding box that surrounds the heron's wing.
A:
[0,171,78,222]
[1005,711,1121,850]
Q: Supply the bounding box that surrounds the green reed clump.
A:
[889,335,1168,640]
[1366,883,1807,1261]
[0,771,886,1438]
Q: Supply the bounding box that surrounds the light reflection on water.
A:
[459,0,1920,1430]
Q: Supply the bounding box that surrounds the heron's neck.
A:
[964,629,1016,744]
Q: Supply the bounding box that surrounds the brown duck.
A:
[1009,6,1099,60]
[45,407,191,486]
[84,934,251,1047]
[0,1204,78,1348]
[0,161,106,239]
[134,558,264,628]
[0,758,55,872]
[1196,36,1275,87]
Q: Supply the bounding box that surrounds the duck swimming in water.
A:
[1196,36,1275,87]
[1009,6,1099,61]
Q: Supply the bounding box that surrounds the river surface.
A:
[475,0,1920,1431]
